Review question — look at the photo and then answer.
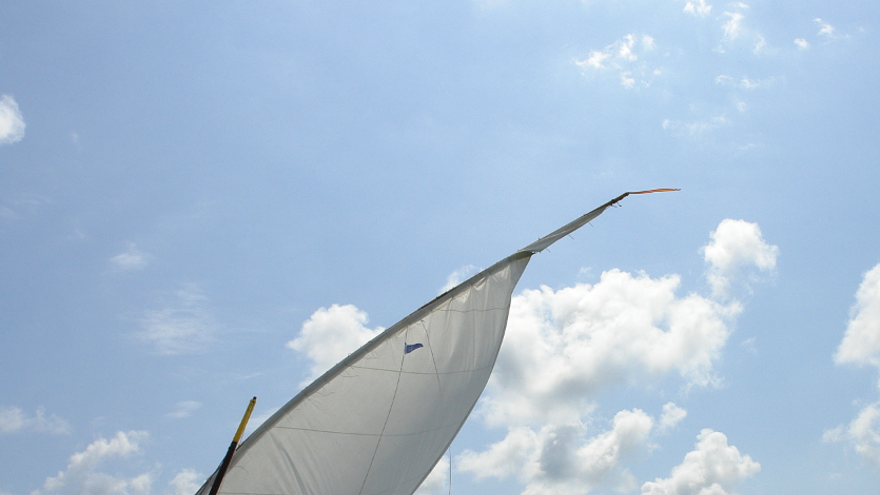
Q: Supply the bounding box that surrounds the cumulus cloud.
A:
[575,33,659,89]
[287,304,384,383]
[0,95,25,145]
[683,0,712,18]
[454,219,774,493]
[641,429,760,495]
[482,269,731,426]
[138,284,216,355]
[834,263,880,370]
[110,244,150,271]
[702,219,778,299]
[165,401,201,419]
[168,469,202,495]
[440,264,478,294]
[0,406,71,435]
[459,408,656,495]
[32,431,152,495]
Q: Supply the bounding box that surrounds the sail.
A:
[195,189,676,495]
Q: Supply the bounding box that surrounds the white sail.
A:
[195,190,676,495]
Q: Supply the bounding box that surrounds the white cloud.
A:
[739,77,760,89]
[581,50,611,70]
[440,264,478,294]
[641,429,760,495]
[815,18,835,39]
[287,304,384,383]
[575,33,659,89]
[824,402,880,467]
[828,264,880,466]
[0,406,71,435]
[659,402,687,432]
[683,0,712,18]
[168,469,202,495]
[138,284,216,355]
[617,34,639,62]
[753,35,766,54]
[458,409,655,495]
[110,243,150,271]
[845,402,880,466]
[835,263,880,370]
[482,269,731,426]
[0,95,25,146]
[165,401,201,419]
[794,38,810,50]
[702,219,778,299]
[414,454,448,495]
[713,5,769,55]
[33,431,151,495]
[721,12,745,40]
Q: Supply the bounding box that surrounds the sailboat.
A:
[195,189,677,495]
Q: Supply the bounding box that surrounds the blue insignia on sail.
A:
[404,343,424,354]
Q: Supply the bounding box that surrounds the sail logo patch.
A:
[404,343,424,354]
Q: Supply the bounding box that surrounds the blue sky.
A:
[2,1,880,494]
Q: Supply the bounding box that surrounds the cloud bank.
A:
[458,408,660,495]
[286,218,770,493]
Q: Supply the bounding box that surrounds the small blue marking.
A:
[404,343,424,354]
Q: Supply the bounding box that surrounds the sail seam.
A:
[351,364,492,375]
[272,420,462,437]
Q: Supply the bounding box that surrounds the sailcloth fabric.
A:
[197,253,531,495]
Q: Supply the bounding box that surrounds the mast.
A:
[208,397,256,495]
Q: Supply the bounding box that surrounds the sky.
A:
[2,0,880,494]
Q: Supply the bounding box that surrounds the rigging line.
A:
[448,444,452,495]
